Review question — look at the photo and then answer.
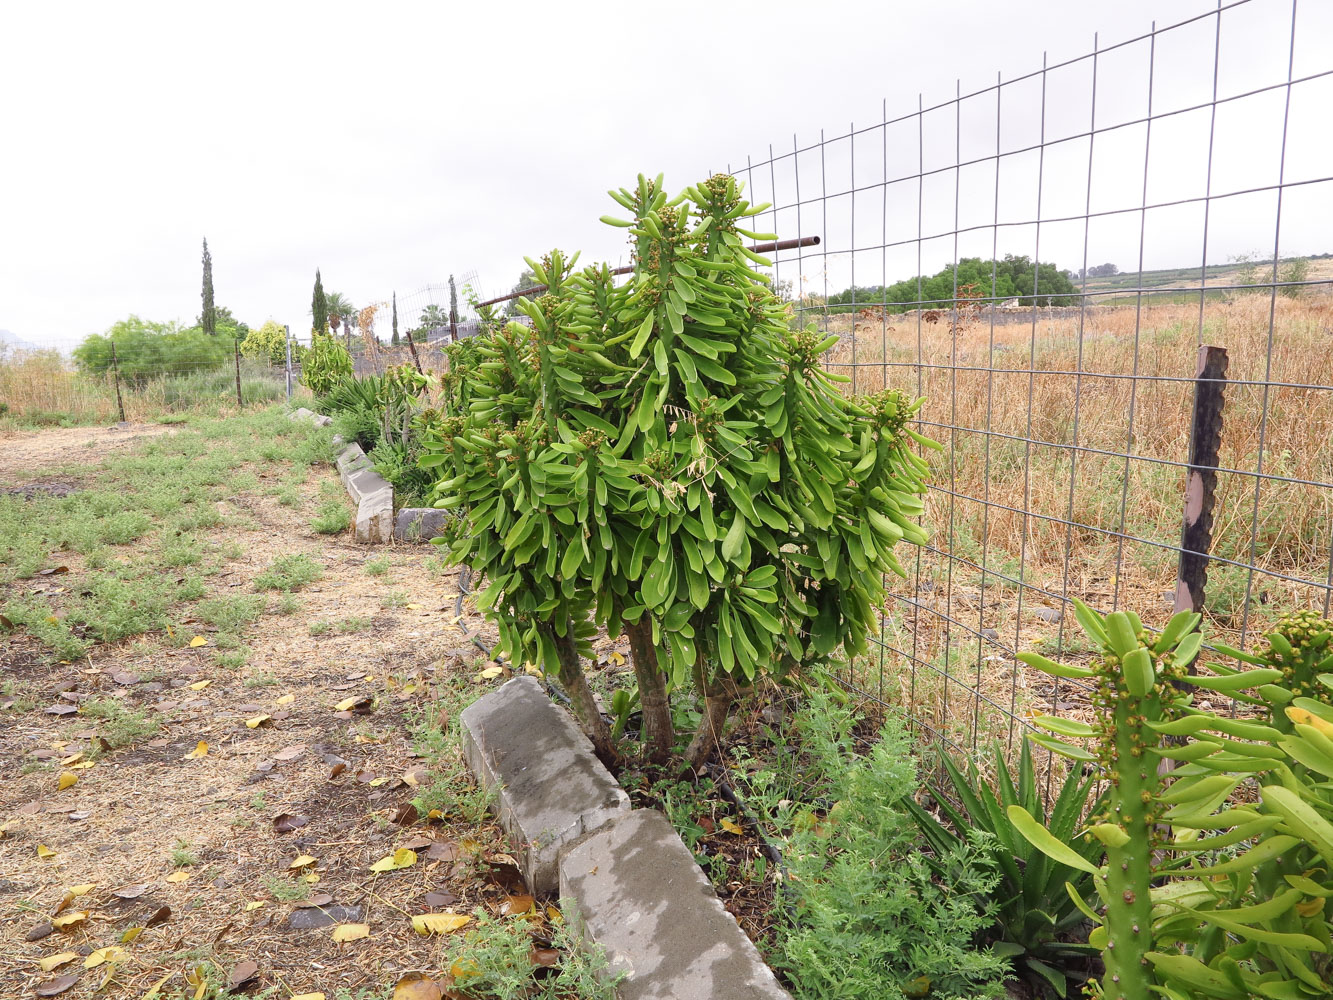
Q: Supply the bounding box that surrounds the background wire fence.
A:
[723,0,1333,764]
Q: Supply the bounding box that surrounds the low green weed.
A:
[254,553,322,592]
[310,498,350,535]
[81,698,159,750]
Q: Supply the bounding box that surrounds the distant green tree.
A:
[418,304,448,335]
[312,270,328,334]
[504,267,540,317]
[826,255,1078,314]
[201,238,217,335]
[239,320,291,365]
[73,316,230,382]
[392,291,400,345]
[325,292,356,344]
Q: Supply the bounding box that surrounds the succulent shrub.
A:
[420,173,936,768]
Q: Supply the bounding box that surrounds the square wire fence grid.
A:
[722,0,1333,764]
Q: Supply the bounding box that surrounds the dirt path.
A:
[0,447,548,998]
[0,423,177,483]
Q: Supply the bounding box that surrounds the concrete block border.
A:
[461,677,793,1000]
[290,408,392,544]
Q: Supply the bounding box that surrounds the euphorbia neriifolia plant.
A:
[1009,603,1333,1000]
[419,173,937,769]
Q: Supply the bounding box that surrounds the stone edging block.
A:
[393,507,452,543]
[559,809,792,1000]
[460,676,629,894]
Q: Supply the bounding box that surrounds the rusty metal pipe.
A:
[474,235,820,308]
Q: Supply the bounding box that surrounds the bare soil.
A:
[0,423,177,484]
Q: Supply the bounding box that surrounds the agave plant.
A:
[905,739,1104,997]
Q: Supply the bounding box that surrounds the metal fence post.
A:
[284,325,293,399]
[110,341,126,423]
[233,337,243,407]
[1174,345,1229,619]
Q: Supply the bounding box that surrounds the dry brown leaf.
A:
[273,744,306,761]
[228,960,259,989]
[500,894,534,916]
[145,904,171,927]
[38,952,79,972]
[273,814,309,833]
[411,912,471,935]
[35,974,80,997]
[112,883,149,899]
[331,923,371,943]
[530,946,561,968]
[329,762,347,779]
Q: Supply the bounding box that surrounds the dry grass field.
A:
[818,288,1333,757]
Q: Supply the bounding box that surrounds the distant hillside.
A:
[0,328,43,353]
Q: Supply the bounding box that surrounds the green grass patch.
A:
[254,553,323,592]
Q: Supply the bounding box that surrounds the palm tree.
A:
[325,292,356,346]
[418,304,449,340]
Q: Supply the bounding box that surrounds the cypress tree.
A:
[448,275,459,327]
[312,270,328,334]
[392,292,400,345]
[201,238,216,335]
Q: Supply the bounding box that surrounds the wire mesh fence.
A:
[721,0,1333,763]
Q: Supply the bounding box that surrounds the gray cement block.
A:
[394,507,452,543]
[346,467,392,506]
[461,676,628,894]
[288,407,316,422]
[559,810,791,1000]
[355,494,393,544]
[313,414,333,427]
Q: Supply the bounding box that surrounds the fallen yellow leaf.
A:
[369,848,417,873]
[368,777,389,787]
[401,771,419,787]
[57,772,78,791]
[291,994,326,1000]
[85,945,128,968]
[304,873,320,884]
[478,666,504,680]
[245,900,267,911]
[609,651,625,667]
[524,661,542,675]
[69,760,96,770]
[184,741,209,760]
[166,871,190,883]
[289,855,318,870]
[411,912,471,935]
[245,714,271,729]
[546,905,563,924]
[121,926,144,943]
[60,752,84,766]
[66,883,96,897]
[39,951,79,972]
[51,911,88,930]
[406,603,423,610]
[334,696,360,712]
[189,636,208,647]
[277,694,294,705]
[36,844,56,859]
[720,818,744,836]
[331,923,371,943]
[188,680,211,691]
[143,971,178,1000]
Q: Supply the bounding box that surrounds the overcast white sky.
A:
[1,0,1328,352]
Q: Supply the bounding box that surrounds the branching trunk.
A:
[626,619,674,765]
[681,649,747,773]
[549,626,618,768]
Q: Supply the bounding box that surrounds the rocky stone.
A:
[285,903,361,929]
[559,810,791,1000]
[1032,606,1063,624]
[393,507,452,543]
[287,407,316,422]
[460,676,628,893]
